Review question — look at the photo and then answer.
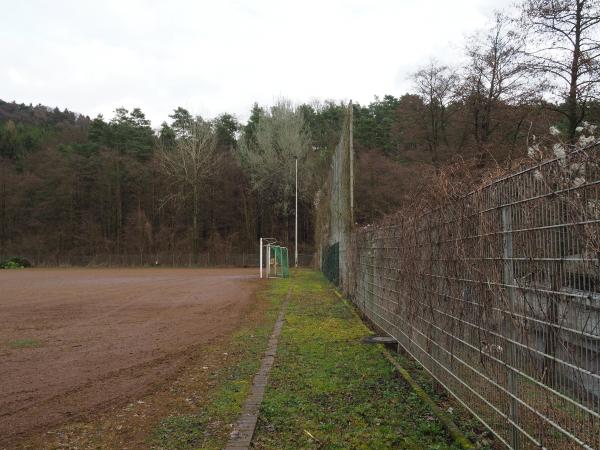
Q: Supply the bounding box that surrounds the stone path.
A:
[224,288,290,450]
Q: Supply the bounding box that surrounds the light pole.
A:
[295,156,298,268]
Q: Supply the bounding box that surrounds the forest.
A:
[1,1,599,263]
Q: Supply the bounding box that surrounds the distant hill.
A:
[0,99,89,127]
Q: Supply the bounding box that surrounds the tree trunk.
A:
[192,184,199,259]
[115,158,122,254]
[567,1,583,143]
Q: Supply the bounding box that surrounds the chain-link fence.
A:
[348,141,600,449]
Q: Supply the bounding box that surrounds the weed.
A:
[8,339,42,349]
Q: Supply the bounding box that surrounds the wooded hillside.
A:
[1,1,598,261]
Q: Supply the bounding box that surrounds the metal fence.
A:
[349,142,600,449]
[1,252,315,268]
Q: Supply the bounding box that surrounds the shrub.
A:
[0,257,32,269]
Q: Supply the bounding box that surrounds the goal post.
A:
[259,237,289,279]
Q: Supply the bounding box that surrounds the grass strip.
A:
[252,269,477,449]
[380,348,474,449]
[331,288,474,448]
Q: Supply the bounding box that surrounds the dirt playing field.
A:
[0,268,259,445]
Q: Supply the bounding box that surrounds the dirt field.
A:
[0,268,259,445]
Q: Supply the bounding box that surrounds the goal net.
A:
[259,238,289,278]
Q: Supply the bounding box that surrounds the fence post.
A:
[502,205,519,449]
[368,233,374,317]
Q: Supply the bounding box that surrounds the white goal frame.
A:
[259,237,277,278]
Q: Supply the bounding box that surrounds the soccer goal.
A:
[259,238,289,279]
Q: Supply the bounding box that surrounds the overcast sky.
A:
[2,0,509,126]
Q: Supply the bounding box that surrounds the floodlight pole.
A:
[295,157,298,268]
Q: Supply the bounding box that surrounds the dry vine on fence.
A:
[349,125,600,449]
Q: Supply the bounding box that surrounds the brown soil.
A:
[0,268,259,447]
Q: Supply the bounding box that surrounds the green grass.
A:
[149,278,290,450]
[149,270,487,449]
[252,270,473,450]
[8,339,42,349]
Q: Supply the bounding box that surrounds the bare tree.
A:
[521,0,600,142]
[521,1,600,386]
[237,99,314,239]
[463,12,530,163]
[157,120,221,254]
[412,61,459,164]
